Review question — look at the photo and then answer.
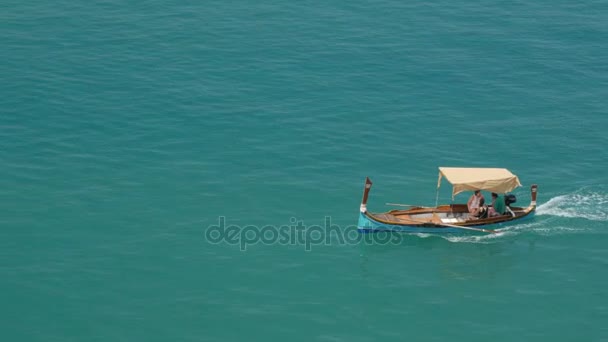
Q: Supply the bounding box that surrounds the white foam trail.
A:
[527,225,589,235]
[414,233,432,239]
[444,231,512,244]
[537,192,608,221]
[441,209,594,243]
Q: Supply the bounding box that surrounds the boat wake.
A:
[536,190,608,222]
[442,230,516,244]
[435,222,590,244]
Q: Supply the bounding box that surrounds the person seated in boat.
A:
[488,192,506,217]
[476,197,489,219]
[467,190,485,216]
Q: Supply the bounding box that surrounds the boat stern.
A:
[530,184,538,208]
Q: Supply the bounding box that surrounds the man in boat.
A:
[489,192,506,217]
[467,190,484,216]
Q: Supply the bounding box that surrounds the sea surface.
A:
[2,0,608,341]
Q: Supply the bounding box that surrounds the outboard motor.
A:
[504,194,517,206]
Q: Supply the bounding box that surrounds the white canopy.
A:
[438,167,522,198]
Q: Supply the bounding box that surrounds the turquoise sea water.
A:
[2,1,608,341]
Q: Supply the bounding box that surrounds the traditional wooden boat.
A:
[358,167,538,234]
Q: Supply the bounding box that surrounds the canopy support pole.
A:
[434,187,439,208]
[435,170,444,209]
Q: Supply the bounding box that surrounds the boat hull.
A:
[357,211,535,234]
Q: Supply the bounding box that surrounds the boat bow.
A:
[360,177,372,213]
